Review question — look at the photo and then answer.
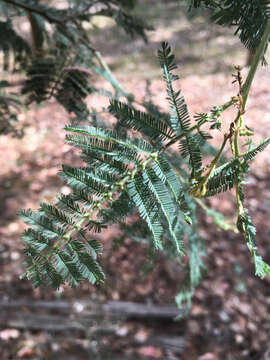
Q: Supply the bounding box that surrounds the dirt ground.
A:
[0,1,270,359]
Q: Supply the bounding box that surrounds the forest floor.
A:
[0,1,270,359]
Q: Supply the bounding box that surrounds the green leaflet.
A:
[109,99,175,142]
[175,200,206,314]
[65,125,154,156]
[179,134,202,173]
[237,212,270,278]
[188,232,206,288]
[22,229,53,252]
[18,209,66,239]
[205,159,241,197]
[66,133,140,166]
[242,136,270,163]
[158,42,191,133]
[100,193,133,224]
[19,190,105,288]
[152,154,192,223]
[52,249,83,288]
[158,42,202,176]
[59,166,110,195]
[69,238,103,260]
[144,168,185,255]
[40,203,76,227]
[127,175,164,250]
[206,137,270,197]
[56,194,84,218]
[190,0,270,53]
[24,260,43,289]
[42,261,64,290]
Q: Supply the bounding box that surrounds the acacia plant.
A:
[18,0,270,309]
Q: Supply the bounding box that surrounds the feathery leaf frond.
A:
[190,0,270,54]
[144,168,185,254]
[242,136,270,163]
[127,175,164,250]
[237,212,270,278]
[0,20,30,71]
[109,99,175,142]
[158,42,202,176]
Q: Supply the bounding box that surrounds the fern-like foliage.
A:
[19,43,270,310]
[0,20,30,71]
[0,0,151,132]
[190,0,270,54]
[175,198,206,314]
[205,137,270,197]
[18,43,192,288]
[109,100,175,143]
[18,119,189,288]
[158,42,202,177]
[237,211,270,278]
[0,81,23,137]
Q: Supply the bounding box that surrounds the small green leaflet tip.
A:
[184,215,192,225]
